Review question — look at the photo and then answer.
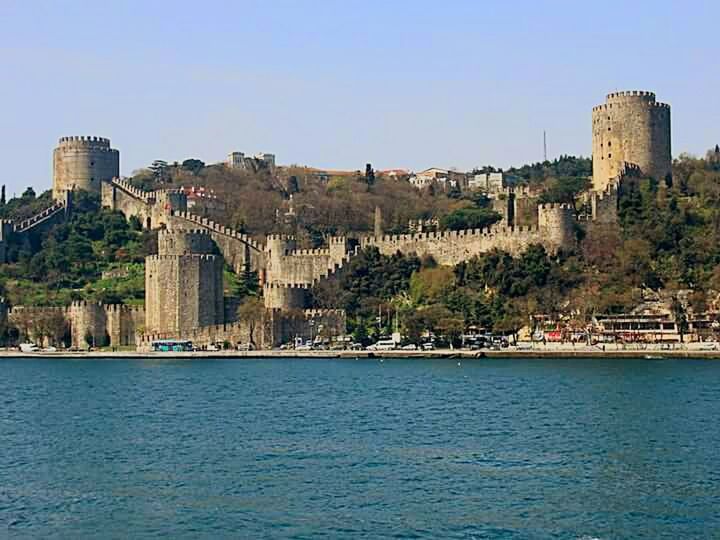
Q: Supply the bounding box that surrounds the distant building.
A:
[468,172,506,193]
[379,169,410,178]
[227,151,246,169]
[254,152,276,170]
[227,151,276,172]
[409,168,468,190]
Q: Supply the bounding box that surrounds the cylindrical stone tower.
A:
[53,136,119,200]
[591,91,671,191]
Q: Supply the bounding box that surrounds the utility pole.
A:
[543,130,548,162]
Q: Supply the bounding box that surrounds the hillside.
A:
[2,150,720,346]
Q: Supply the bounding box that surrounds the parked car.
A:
[421,342,435,351]
[401,343,417,350]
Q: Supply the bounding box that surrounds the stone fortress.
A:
[4,90,673,350]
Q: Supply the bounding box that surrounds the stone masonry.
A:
[53,136,119,200]
[145,230,224,335]
[592,91,671,192]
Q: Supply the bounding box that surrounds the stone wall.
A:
[166,210,266,275]
[136,308,346,351]
[360,203,575,265]
[54,136,119,200]
[9,302,145,349]
[263,283,311,309]
[592,91,671,191]
[264,235,350,285]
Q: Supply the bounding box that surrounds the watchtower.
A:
[53,136,120,200]
[591,91,671,191]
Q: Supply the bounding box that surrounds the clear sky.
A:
[1,0,718,196]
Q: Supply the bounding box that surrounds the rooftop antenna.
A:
[543,130,548,162]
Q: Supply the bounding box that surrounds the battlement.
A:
[302,309,346,318]
[263,282,311,290]
[103,304,144,314]
[328,236,347,244]
[266,234,296,242]
[287,248,331,257]
[110,177,152,201]
[158,228,213,238]
[169,210,264,251]
[58,135,112,147]
[607,90,655,101]
[147,254,219,262]
[650,101,671,110]
[538,203,574,212]
[361,222,544,246]
[13,201,65,233]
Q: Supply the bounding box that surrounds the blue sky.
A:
[0,0,718,195]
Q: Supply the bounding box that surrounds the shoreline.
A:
[2,348,720,360]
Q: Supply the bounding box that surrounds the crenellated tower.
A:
[53,136,120,200]
[145,230,224,335]
[591,91,671,191]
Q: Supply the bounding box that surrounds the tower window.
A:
[608,127,611,131]
[608,154,612,158]
[608,141,611,147]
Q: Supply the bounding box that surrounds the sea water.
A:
[1,357,718,539]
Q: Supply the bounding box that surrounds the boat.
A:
[644,354,664,360]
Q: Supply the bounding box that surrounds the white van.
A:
[367,339,396,351]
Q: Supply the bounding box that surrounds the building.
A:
[227,151,276,172]
[591,91,671,192]
[468,172,506,193]
[409,168,468,190]
[53,136,120,200]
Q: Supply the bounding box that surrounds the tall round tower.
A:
[591,91,671,191]
[145,230,224,335]
[53,136,119,200]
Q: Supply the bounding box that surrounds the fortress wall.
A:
[10,302,142,349]
[263,283,311,309]
[514,196,540,227]
[278,309,347,344]
[104,304,145,347]
[102,181,152,227]
[136,308,346,350]
[166,212,266,275]
[360,226,543,265]
[264,235,352,285]
[591,184,619,224]
[158,229,216,256]
[68,301,106,348]
[359,205,575,264]
[269,253,339,284]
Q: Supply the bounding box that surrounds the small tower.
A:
[53,136,120,200]
[591,91,671,191]
[374,206,383,237]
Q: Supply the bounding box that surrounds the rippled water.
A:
[1,357,719,539]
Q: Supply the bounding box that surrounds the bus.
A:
[151,339,193,352]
